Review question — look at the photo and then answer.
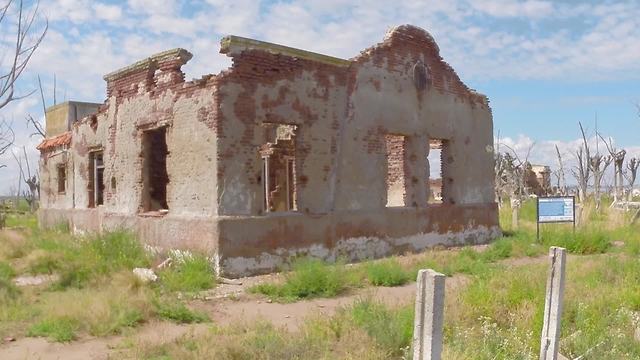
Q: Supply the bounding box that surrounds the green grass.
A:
[0,261,16,279]
[4,213,38,230]
[132,312,389,359]
[442,254,640,359]
[365,259,410,287]
[250,258,353,302]
[154,299,209,324]
[159,255,215,293]
[0,261,20,302]
[348,299,413,357]
[27,317,78,342]
[539,227,610,254]
[27,230,152,290]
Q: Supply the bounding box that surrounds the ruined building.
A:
[38,25,499,276]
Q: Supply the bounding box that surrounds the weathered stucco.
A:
[38,25,499,277]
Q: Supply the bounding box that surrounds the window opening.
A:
[428,139,447,204]
[57,164,66,194]
[141,127,169,212]
[260,123,297,212]
[88,151,104,207]
[385,134,408,207]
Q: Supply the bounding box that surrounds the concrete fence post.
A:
[412,269,446,360]
[539,247,567,360]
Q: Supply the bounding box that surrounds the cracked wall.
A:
[39,24,499,277]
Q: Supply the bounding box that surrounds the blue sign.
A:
[538,197,575,223]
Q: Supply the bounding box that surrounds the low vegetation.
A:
[250,258,356,302]
[159,254,216,293]
[0,218,214,342]
[365,258,410,286]
[1,199,640,358]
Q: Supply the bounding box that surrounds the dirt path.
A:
[0,248,549,360]
[0,228,27,244]
[0,274,474,360]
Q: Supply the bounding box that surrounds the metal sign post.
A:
[536,196,576,240]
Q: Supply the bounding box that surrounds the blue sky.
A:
[1,0,640,193]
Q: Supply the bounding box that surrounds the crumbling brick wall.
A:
[39,25,499,277]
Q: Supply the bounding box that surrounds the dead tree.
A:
[12,145,39,212]
[553,144,567,195]
[625,158,639,202]
[494,151,506,208]
[24,74,49,138]
[0,0,48,110]
[589,154,611,211]
[0,118,14,169]
[570,122,591,205]
[599,134,626,204]
[499,142,535,229]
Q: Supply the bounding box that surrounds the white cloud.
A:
[41,0,93,24]
[94,3,123,22]
[3,0,640,194]
[470,0,554,18]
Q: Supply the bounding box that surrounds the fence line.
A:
[412,246,568,360]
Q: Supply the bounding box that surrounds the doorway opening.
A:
[141,127,169,212]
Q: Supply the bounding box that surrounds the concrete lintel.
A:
[220,35,351,67]
[103,48,193,82]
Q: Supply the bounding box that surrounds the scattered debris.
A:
[156,257,173,269]
[3,336,15,343]
[13,274,58,287]
[133,268,158,283]
[219,277,242,286]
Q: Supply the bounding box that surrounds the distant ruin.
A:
[38,25,499,277]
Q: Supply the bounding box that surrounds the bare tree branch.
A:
[624,158,638,201]
[589,153,611,210]
[554,144,567,195]
[598,133,626,204]
[571,122,591,204]
[11,145,39,212]
[0,118,15,169]
[0,0,48,111]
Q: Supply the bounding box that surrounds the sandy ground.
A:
[0,266,482,360]
[0,228,547,359]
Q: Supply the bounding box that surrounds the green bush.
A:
[0,277,20,302]
[160,255,215,293]
[154,299,209,324]
[0,261,15,280]
[348,299,413,356]
[89,231,151,274]
[90,306,145,336]
[250,258,350,301]
[540,228,610,254]
[28,254,63,275]
[481,238,513,262]
[0,262,19,302]
[365,259,410,287]
[38,230,152,290]
[27,317,78,342]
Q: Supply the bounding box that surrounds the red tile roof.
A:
[37,131,72,151]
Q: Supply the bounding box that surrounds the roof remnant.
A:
[220,35,351,67]
[37,131,71,151]
[103,48,193,82]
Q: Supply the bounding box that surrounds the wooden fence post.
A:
[539,247,567,360]
[413,269,445,360]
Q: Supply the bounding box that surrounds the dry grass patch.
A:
[131,317,388,360]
